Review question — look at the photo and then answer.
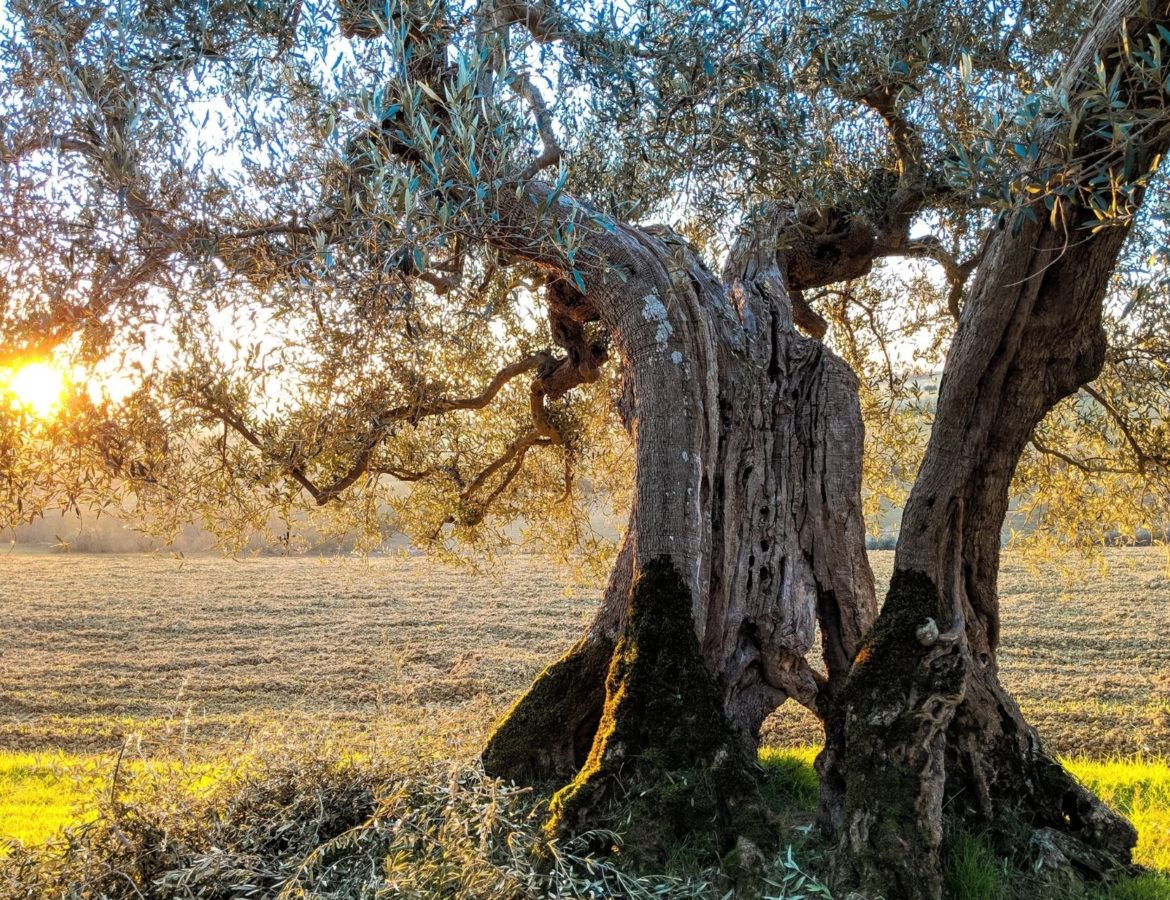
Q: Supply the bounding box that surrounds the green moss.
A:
[545,557,773,872]
[842,571,955,811]
[481,635,614,784]
[851,568,944,691]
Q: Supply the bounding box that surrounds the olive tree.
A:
[3,0,1170,896]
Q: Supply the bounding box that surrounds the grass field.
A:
[1,547,1168,897]
[3,548,1168,758]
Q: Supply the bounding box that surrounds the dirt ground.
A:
[1,547,1167,758]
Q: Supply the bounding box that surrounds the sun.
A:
[5,361,67,418]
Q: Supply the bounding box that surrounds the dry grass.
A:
[0,550,595,756]
[989,550,1170,758]
[3,548,1167,759]
[0,547,1168,897]
[0,736,830,899]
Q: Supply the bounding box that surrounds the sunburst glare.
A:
[4,361,67,419]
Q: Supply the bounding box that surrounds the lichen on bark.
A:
[544,557,774,871]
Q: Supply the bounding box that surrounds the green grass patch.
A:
[944,832,1004,900]
[1,745,1168,898]
[758,745,821,812]
[1068,756,1170,874]
[0,752,100,851]
[0,750,226,857]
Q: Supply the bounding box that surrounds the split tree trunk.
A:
[484,2,1169,884]
[483,205,877,861]
[831,4,1170,897]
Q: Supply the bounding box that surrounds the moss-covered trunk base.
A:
[481,634,613,784]
[831,569,1137,900]
[830,569,967,900]
[545,558,775,874]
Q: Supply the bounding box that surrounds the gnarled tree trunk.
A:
[483,2,1169,886]
[830,3,1169,897]
[830,213,1141,900]
[483,205,877,861]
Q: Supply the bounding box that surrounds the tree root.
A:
[945,666,1137,881]
[482,634,613,784]
[830,569,1137,900]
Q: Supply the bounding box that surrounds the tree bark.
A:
[830,204,1141,900]
[831,4,1170,896]
[482,203,877,861]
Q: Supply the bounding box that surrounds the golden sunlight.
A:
[5,361,67,418]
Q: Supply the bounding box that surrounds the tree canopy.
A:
[7,2,1170,896]
[2,0,1168,559]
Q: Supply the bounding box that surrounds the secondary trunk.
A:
[830,214,1141,900]
[830,213,1142,900]
[483,206,877,861]
[831,4,1169,896]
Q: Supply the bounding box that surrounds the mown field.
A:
[2,548,1167,758]
[1,547,1168,897]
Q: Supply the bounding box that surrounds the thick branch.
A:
[879,235,983,319]
[512,69,563,178]
[459,428,552,519]
[383,352,547,423]
[790,289,829,340]
[2,133,104,164]
[859,86,922,183]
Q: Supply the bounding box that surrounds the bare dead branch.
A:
[511,69,563,179]
[493,1,565,43]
